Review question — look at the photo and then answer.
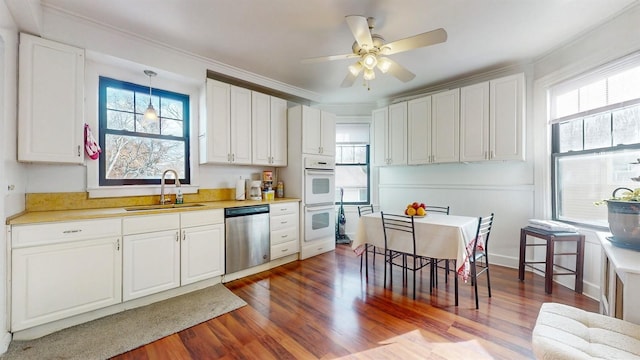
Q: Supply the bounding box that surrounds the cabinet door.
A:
[388,102,407,165]
[270,96,288,166]
[251,91,271,165]
[12,237,121,331]
[490,73,525,161]
[320,111,336,156]
[181,224,225,285]
[372,107,388,166]
[123,230,180,301]
[202,79,231,164]
[302,106,322,155]
[408,96,432,165]
[431,89,460,163]
[18,33,84,164]
[230,86,252,164]
[460,82,490,162]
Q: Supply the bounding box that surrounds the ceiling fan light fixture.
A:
[348,61,363,76]
[363,68,375,81]
[377,57,392,73]
[143,69,158,121]
[362,53,378,70]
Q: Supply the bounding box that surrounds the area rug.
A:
[337,329,494,359]
[1,284,246,360]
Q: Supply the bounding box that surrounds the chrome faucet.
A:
[160,169,181,205]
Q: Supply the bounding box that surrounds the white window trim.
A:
[85,58,201,198]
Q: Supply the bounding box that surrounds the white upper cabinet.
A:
[407,96,432,165]
[460,73,525,161]
[18,33,84,164]
[300,106,336,156]
[431,89,460,163]
[200,79,252,165]
[460,82,490,162]
[252,91,287,166]
[373,103,407,166]
[490,73,525,161]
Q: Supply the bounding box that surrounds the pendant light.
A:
[143,70,158,120]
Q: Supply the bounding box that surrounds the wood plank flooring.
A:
[112,244,598,359]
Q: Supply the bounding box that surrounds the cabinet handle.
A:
[182,230,186,241]
[77,145,81,157]
[281,234,288,238]
[175,232,179,242]
[116,238,120,251]
[63,229,82,234]
[280,221,287,225]
[232,153,235,162]
[281,248,288,252]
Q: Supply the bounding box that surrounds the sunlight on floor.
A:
[335,329,494,359]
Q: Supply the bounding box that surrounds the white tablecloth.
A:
[352,212,480,280]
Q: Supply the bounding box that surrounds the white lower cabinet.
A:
[11,218,122,331]
[270,202,299,260]
[123,213,181,301]
[180,210,225,285]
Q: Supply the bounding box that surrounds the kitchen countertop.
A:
[7,198,301,225]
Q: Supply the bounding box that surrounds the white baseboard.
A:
[0,331,12,355]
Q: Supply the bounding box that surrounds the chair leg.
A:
[412,256,417,300]
[383,249,388,288]
[486,260,492,298]
[444,260,449,284]
[472,260,479,309]
[365,245,369,279]
[454,261,458,306]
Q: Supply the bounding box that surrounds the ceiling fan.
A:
[301,15,447,88]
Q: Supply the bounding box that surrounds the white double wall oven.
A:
[303,156,336,251]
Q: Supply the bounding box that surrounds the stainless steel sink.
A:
[124,203,206,211]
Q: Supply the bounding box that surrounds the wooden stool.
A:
[518,226,585,294]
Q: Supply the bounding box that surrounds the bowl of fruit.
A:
[405,202,427,217]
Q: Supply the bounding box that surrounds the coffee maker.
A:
[249,180,262,200]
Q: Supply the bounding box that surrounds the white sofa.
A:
[532,302,640,359]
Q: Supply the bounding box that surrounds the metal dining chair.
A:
[424,205,451,287]
[358,204,378,277]
[470,213,495,309]
[380,212,431,300]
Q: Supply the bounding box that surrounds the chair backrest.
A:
[380,212,416,254]
[473,213,495,256]
[357,204,374,217]
[425,205,450,215]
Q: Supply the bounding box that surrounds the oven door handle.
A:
[305,204,335,212]
[305,170,335,176]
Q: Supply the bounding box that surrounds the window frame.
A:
[335,144,371,206]
[98,76,191,186]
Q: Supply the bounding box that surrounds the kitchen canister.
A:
[276,181,284,198]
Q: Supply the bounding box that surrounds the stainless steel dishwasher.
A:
[225,204,270,273]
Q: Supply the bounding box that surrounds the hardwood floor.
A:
[112,244,598,359]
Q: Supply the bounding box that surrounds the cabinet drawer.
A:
[12,218,122,248]
[271,240,299,260]
[270,202,298,216]
[181,209,224,228]
[271,226,298,246]
[270,213,298,232]
[123,213,180,235]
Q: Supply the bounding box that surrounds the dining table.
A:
[352,212,481,281]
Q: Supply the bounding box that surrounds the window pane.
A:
[613,105,640,145]
[583,113,611,150]
[609,66,640,104]
[342,146,354,163]
[106,88,134,112]
[354,146,367,163]
[135,92,159,115]
[579,79,607,112]
[559,120,583,152]
[135,114,160,135]
[555,89,579,118]
[104,134,185,180]
[335,165,368,203]
[106,110,135,131]
[555,150,639,227]
[162,119,184,136]
[161,98,184,120]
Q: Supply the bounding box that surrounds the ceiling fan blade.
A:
[345,15,373,50]
[383,58,416,82]
[340,71,358,88]
[301,53,359,64]
[381,28,447,56]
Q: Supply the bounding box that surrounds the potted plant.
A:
[597,187,640,249]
